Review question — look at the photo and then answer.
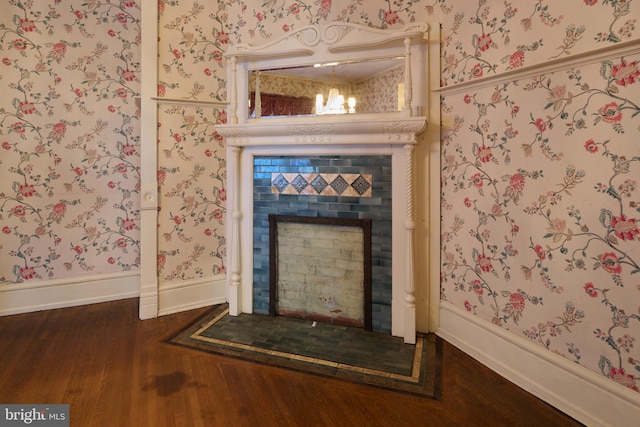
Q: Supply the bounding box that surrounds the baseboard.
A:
[158,276,226,316]
[437,302,640,427]
[138,287,159,320]
[0,273,226,318]
[0,272,140,316]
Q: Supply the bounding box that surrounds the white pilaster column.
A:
[403,143,416,344]
[403,37,413,117]
[229,56,238,125]
[255,71,262,119]
[138,0,159,319]
[228,145,243,316]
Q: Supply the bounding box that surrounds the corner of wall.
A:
[438,302,640,427]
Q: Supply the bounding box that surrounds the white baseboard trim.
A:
[0,272,140,316]
[158,276,226,316]
[138,287,159,320]
[437,302,640,427]
[0,273,227,318]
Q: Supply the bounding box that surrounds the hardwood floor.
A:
[0,298,583,426]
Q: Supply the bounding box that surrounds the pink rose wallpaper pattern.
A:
[440,0,638,85]
[156,1,228,282]
[1,0,639,399]
[1,0,142,282]
[158,0,229,101]
[157,104,227,282]
[441,56,640,393]
[352,65,404,113]
[250,72,341,98]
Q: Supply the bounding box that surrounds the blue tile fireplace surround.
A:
[253,155,393,333]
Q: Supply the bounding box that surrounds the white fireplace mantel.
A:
[221,114,427,146]
[218,135,424,343]
[217,21,429,343]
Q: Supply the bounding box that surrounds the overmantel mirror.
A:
[221,21,429,129]
[248,55,407,117]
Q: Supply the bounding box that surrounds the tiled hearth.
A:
[253,155,392,333]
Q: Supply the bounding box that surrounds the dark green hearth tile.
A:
[169,304,440,398]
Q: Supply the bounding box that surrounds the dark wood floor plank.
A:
[0,298,583,427]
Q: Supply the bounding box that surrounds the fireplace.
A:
[219,135,423,343]
[216,20,428,343]
[253,155,391,332]
[269,214,373,331]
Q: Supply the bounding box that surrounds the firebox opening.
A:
[269,214,372,331]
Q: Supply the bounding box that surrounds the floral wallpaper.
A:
[352,64,404,113]
[435,0,640,396]
[156,104,227,283]
[440,0,638,85]
[157,2,228,283]
[158,0,229,101]
[441,56,640,393]
[0,0,141,283]
[249,72,342,98]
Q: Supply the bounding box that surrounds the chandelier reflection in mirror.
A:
[314,64,356,115]
[315,89,357,115]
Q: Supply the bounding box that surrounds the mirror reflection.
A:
[249,56,405,118]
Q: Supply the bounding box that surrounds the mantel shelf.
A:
[217,114,427,146]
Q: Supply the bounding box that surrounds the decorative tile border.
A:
[272,173,372,197]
